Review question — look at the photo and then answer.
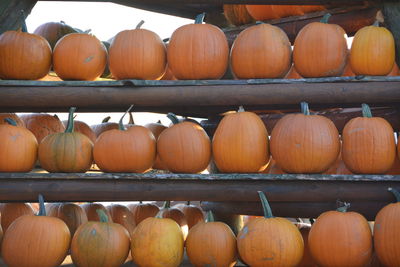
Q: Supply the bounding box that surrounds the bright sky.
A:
[25,1,192,125]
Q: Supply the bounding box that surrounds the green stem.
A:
[20,10,27,32]
[118,105,134,131]
[337,202,351,213]
[65,107,76,133]
[128,112,134,125]
[255,21,264,25]
[361,103,373,118]
[301,102,310,115]
[388,187,400,202]
[38,194,46,216]
[102,116,111,123]
[162,201,171,209]
[157,120,162,124]
[258,191,274,218]
[4,118,17,126]
[136,20,145,29]
[373,20,380,27]
[195,13,206,24]
[206,211,215,222]
[320,13,331,24]
[96,209,109,222]
[162,38,170,43]
[167,113,180,125]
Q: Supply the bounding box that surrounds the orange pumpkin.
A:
[237,191,304,267]
[109,20,166,80]
[0,113,25,127]
[174,201,204,229]
[270,102,340,173]
[231,23,292,79]
[53,33,107,80]
[213,106,270,173]
[297,225,318,267]
[342,104,396,174]
[350,21,395,76]
[168,13,229,79]
[186,211,237,267]
[2,195,70,267]
[308,202,373,267]
[285,64,303,79]
[223,5,254,26]
[127,201,160,225]
[144,120,168,170]
[0,118,38,172]
[293,13,347,77]
[106,204,136,236]
[71,209,130,267]
[91,116,119,137]
[62,119,96,144]
[124,112,135,129]
[388,62,399,76]
[20,113,65,144]
[159,201,189,239]
[80,203,113,222]
[0,18,51,80]
[33,21,79,49]
[300,5,326,13]
[246,5,305,21]
[0,203,35,232]
[157,113,211,173]
[39,107,93,173]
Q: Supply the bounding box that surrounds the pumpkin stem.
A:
[65,107,76,133]
[361,103,373,118]
[186,201,190,205]
[96,209,109,223]
[157,120,162,124]
[206,211,215,222]
[139,200,143,204]
[336,201,351,213]
[388,187,400,202]
[118,105,134,131]
[301,102,310,115]
[167,113,180,125]
[320,13,332,24]
[162,201,171,209]
[162,38,170,43]
[195,13,206,24]
[102,116,111,123]
[38,194,46,216]
[255,21,264,25]
[258,191,274,218]
[128,112,134,125]
[373,20,380,27]
[20,10,27,32]
[4,118,17,126]
[238,106,245,112]
[136,20,145,29]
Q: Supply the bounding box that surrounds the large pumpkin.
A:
[144,120,168,170]
[270,102,340,173]
[342,103,396,174]
[174,201,204,229]
[39,107,93,173]
[62,119,96,144]
[33,21,79,49]
[2,195,70,267]
[20,113,65,144]
[0,18,51,80]
[237,191,304,267]
[53,33,107,81]
[159,201,189,240]
[106,204,136,236]
[127,201,160,225]
[157,113,211,173]
[350,21,395,76]
[293,13,347,77]
[0,113,25,127]
[213,106,270,173]
[186,211,237,267]
[80,203,113,222]
[91,116,119,137]
[71,209,130,267]
[168,13,229,79]
[109,20,166,80]
[0,118,38,172]
[223,5,254,26]
[231,23,292,79]
[308,202,373,267]
[0,203,35,232]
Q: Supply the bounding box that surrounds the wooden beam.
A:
[383,2,400,65]
[0,0,37,34]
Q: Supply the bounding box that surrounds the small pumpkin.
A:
[80,203,113,222]
[186,211,237,267]
[127,201,160,225]
[144,120,168,170]
[33,21,79,49]
[0,113,25,127]
[39,107,94,173]
[223,4,254,26]
[91,116,119,137]
[159,201,189,239]
[174,201,204,229]
[62,118,96,143]
[20,113,65,144]
[0,202,35,232]
[71,209,130,267]
[106,204,136,236]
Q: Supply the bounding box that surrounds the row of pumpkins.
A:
[0,10,396,82]
[1,102,399,175]
[1,189,400,267]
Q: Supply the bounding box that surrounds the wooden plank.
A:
[0,0,37,34]
[383,2,400,65]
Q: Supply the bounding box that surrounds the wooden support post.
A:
[383,2,400,65]
[0,0,37,34]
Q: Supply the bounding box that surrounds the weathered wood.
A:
[0,0,37,34]
[383,2,400,66]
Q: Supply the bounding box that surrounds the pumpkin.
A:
[159,201,189,239]
[33,21,79,49]
[186,211,237,267]
[374,187,400,267]
[308,202,373,267]
[293,13,348,77]
[101,40,112,78]
[47,202,88,238]
[237,191,304,267]
[39,107,93,173]
[106,204,136,236]
[285,64,303,79]
[130,215,184,267]
[223,5,254,26]
[2,195,70,267]
[246,5,305,21]
[127,201,160,225]
[0,118,38,172]
[270,102,340,173]
[342,103,396,174]
[160,65,177,80]
[297,225,318,267]
[0,15,51,80]
[91,116,119,137]
[80,203,113,222]
[168,13,229,79]
[174,201,204,229]
[0,113,25,127]
[0,203,34,232]
[71,209,130,267]
[301,5,326,13]
[62,118,96,144]
[53,33,107,81]
[20,113,65,144]
[388,62,399,76]
[350,21,395,76]
[157,113,211,173]
[231,23,292,79]
[342,56,356,76]
[387,154,400,175]
[144,120,168,170]
[109,20,166,80]
[94,108,156,173]
[213,106,270,173]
